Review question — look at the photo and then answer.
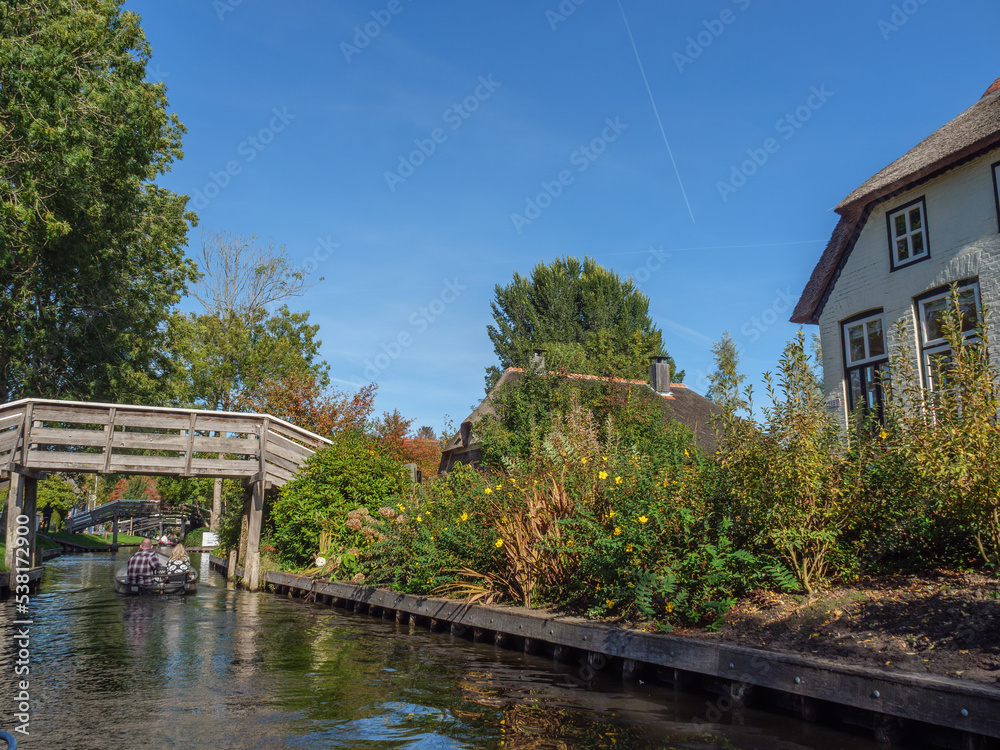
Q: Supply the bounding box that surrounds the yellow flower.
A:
[625,544,633,552]
[615,476,623,485]
[879,429,888,440]
[605,599,614,609]
[614,527,621,536]
[484,487,493,494]
[609,509,616,518]
[416,515,422,522]
[494,538,504,548]
[638,516,649,524]
[602,456,607,461]
[665,602,674,613]
[684,449,689,457]
[599,470,608,480]
[567,538,574,547]
[581,457,587,464]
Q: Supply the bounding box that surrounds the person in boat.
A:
[127,538,162,584]
[166,544,191,577]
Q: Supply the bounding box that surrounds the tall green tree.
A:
[485,256,677,388]
[0,0,196,403]
[170,231,327,530]
[707,331,749,415]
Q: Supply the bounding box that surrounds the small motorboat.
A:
[115,552,199,596]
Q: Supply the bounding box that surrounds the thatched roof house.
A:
[792,76,1000,425]
[439,358,721,473]
[793,76,1000,326]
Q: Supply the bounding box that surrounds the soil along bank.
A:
[211,556,1000,747]
[696,571,1000,686]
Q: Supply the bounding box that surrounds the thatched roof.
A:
[438,368,721,473]
[792,76,1000,324]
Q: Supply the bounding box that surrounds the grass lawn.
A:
[36,535,60,550]
[45,531,146,547]
[0,535,62,571]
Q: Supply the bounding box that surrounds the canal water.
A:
[0,554,882,749]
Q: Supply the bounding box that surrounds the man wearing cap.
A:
[127,538,162,584]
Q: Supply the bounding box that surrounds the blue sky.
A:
[126,0,999,434]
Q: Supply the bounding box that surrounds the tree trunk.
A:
[210,476,222,532]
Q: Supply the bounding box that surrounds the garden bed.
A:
[683,571,1000,686]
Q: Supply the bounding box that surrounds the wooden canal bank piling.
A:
[0,398,329,585]
[211,557,1000,749]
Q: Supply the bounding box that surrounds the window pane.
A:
[867,319,885,357]
[848,324,866,362]
[894,213,907,237]
[911,231,924,255]
[849,369,863,410]
[865,365,880,411]
[958,289,979,333]
[897,239,909,260]
[923,297,947,343]
[909,207,922,230]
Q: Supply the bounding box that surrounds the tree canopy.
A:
[485,256,677,389]
[0,0,196,403]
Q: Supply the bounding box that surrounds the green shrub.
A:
[183,526,209,547]
[270,431,408,566]
[716,333,863,595]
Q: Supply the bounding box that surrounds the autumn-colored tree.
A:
[143,477,162,505]
[245,371,376,438]
[108,478,129,503]
[401,437,442,479]
[373,409,413,461]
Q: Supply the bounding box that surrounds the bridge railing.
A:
[0,399,330,488]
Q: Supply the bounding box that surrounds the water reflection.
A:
[0,554,877,749]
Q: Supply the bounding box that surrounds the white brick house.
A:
[792,77,1000,425]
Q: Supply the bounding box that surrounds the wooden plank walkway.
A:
[209,556,1000,748]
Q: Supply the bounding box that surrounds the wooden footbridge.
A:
[1,398,330,589]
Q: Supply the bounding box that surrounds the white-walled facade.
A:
[817,150,1000,426]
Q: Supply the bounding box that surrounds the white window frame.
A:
[841,311,887,418]
[843,312,887,367]
[916,280,981,391]
[887,197,930,271]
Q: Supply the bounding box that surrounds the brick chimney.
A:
[648,356,672,396]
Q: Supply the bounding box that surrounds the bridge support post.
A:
[111,511,119,552]
[4,471,38,570]
[243,480,264,591]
